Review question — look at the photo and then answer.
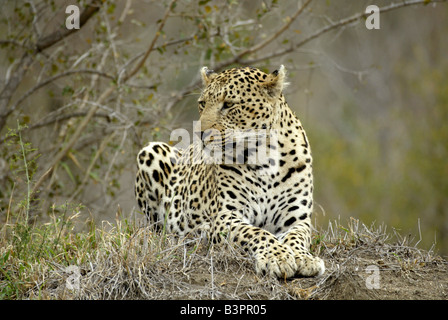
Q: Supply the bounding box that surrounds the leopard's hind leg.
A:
[135,142,179,229]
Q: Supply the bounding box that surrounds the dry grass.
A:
[304,218,447,299]
[1,211,447,300]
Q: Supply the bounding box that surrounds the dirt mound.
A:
[30,218,446,300]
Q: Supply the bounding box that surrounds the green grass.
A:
[1,206,92,299]
[0,204,207,299]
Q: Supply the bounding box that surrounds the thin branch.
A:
[30,0,178,201]
[161,1,313,113]
[0,53,34,131]
[29,87,113,202]
[29,111,112,130]
[241,0,448,65]
[119,32,208,77]
[213,0,312,70]
[0,40,34,51]
[35,0,102,52]
[121,0,177,83]
[0,109,113,145]
[165,0,447,113]
[68,131,116,203]
[27,0,41,39]
[0,0,103,133]
[5,69,114,119]
[236,0,312,58]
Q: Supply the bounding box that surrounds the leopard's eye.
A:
[222,101,234,111]
[198,101,206,111]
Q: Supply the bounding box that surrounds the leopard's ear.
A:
[262,65,289,98]
[201,66,216,86]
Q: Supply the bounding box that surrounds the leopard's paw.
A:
[254,245,298,278]
[295,254,325,277]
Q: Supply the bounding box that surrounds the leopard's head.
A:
[196,65,288,164]
[197,66,287,141]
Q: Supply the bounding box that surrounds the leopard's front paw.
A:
[295,255,325,277]
[254,245,297,278]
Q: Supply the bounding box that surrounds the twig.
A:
[121,0,177,83]
[152,1,313,113]
[229,0,312,62]
[0,0,103,132]
[4,69,114,121]
[118,32,214,83]
[68,131,116,203]
[0,40,34,51]
[29,111,112,130]
[30,0,178,203]
[35,0,103,52]
[240,0,448,65]
[163,0,447,115]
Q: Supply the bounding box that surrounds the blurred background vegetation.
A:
[0,0,447,255]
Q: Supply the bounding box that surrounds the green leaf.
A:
[61,161,76,183]
[89,171,100,182]
[107,3,116,14]
[62,86,74,96]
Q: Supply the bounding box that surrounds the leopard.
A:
[135,65,325,278]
